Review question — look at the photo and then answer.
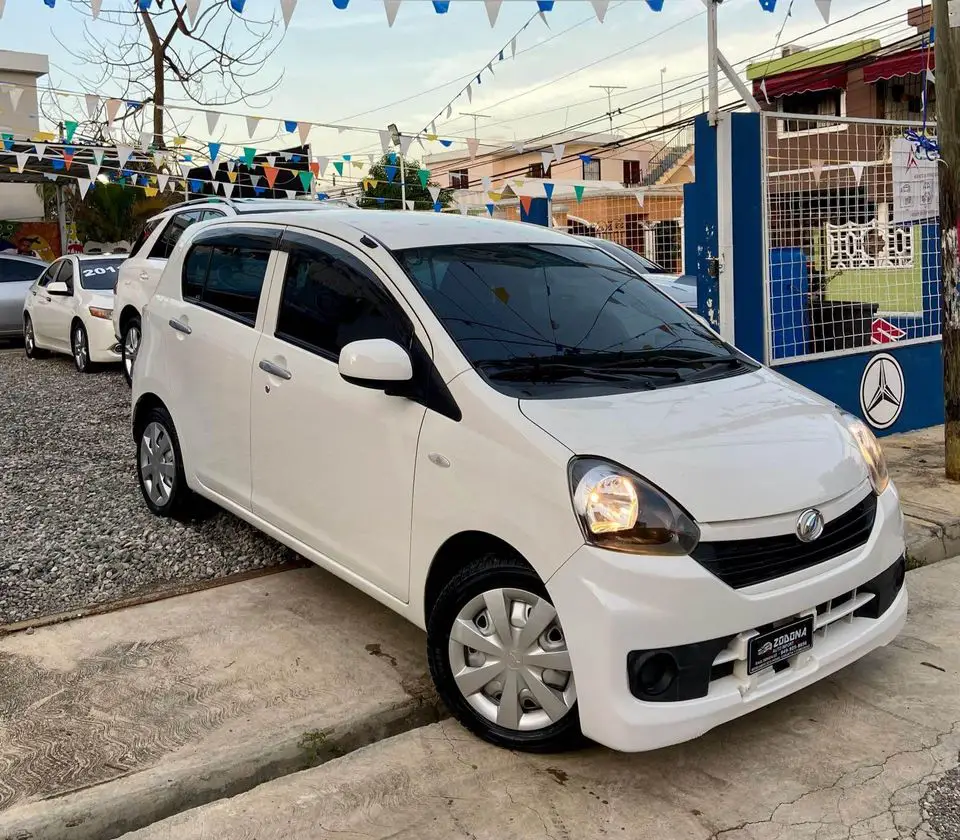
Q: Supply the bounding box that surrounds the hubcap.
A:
[124,325,140,377]
[448,588,576,732]
[73,327,87,369]
[25,322,33,352]
[140,421,176,506]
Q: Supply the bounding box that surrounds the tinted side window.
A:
[182,244,212,302]
[37,263,60,287]
[56,260,75,292]
[202,244,270,325]
[276,237,411,359]
[149,211,201,260]
[0,260,45,283]
[130,217,162,257]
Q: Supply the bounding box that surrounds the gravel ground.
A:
[924,762,960,840]
[0,350,297,626]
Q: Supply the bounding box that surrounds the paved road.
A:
[127,558,960,840]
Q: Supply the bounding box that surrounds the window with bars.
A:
[450,169,470,190]
[878,76,936,122]
[623,160,644,186]
[582,159,601,181]
[777,90,845,133]
[528,162,549,178]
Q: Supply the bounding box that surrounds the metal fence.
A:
[760,112,941,364]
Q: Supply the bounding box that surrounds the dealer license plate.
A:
[747,615,815,675]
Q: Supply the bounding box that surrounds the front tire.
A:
[121,316,141,386]
[71,321,91,373]
[23,315,46,359]
[427,554,583,752]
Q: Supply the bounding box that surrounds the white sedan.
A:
[23,254,126,372]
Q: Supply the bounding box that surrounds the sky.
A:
[0,0,923,171]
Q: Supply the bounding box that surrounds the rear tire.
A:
[71,321,92,373]
[427,554,583,752]
[121,316,141,386]
[23,315,47,359]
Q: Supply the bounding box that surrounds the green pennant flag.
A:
[64,120,78,143]
[243,147,256,167]
[574,185,585,203]
[299,170,313,192]
[418,168,429,188]
[333,161,344,176]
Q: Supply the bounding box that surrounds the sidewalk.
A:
[882,425,960,567]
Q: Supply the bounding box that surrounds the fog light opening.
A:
[638,652,678,697]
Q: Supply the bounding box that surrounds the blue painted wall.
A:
[684,114,719,330]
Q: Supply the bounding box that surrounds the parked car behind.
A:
[0,254,48,339]
[586,237,698,310]
[132,210,906,754]
[23,254,126,372]
[114,196,338,385]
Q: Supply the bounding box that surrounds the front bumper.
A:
[547,484,907,752]
[86,315,122,363]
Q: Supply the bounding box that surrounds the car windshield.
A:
[78,259,124,291]
[395,243,754,399]
[593,239,669,274]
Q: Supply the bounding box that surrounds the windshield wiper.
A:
[477,358,657,386]
[590,350,753,370]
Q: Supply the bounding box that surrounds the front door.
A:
[43,259,77,350]
[250,230,427,601]
[29,262,62,345]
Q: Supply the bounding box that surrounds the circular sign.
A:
[859,353,905,430]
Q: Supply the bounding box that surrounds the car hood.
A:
[519,367,868,523]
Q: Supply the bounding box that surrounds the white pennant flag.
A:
[481,175,492,192]
[760,78,770,104]
[91,0,101,18]
[208,160,219,178]
[280,0,297,28]
[590,0,610,22]
[87,163,100,180]
[337,126,346,134]
[384,0,401,27]
[223,182,236,198]
[484,0,501,26]
[14,153,27,173]
[153,151,164,168]
[486,61,495,77]
[246,115,260,138]
[513,142,525,154]
[286,189,297,199]
[446,104,453,119]
[77,178,92,198]
[105,98,122,126]
[430,121,436,136]
[8,87,23,112]
[539,10,550,27]
[814,0,830,24]
[810,160,824,183]
[552,143,565,163]
[540,151,554,171]
[316,156,328,177]
[34,143,47,160]
[93,148,104,166]
[467,138,479,159]
[227,159,236,172]
[206,111,220,134]
[85,94,99,118]
[850,161,865,186]
[158,173,170,192]
[466,83,473,104]
[298,122,312,144]
[0,0,5,17]
[140,129,152,149]
[186,0,200,24]
[266,154,277,168]
[379,129,392,153]
[428,185,442,203]
[636,191,646,208]
[180,161,193,177]
[405,200,415,211]
[116,144,133,168]
[927,69,936,85]
[367,154,376,168]
[399,135,413,156]
[511,36,517,59]
[688,164,695,178]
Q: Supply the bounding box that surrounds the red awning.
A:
[862,49,935,83]
[752,65,849,99]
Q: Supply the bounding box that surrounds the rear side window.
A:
[149,211,202,261]
[0,259,46,283]
[130,217,163,257]
[275,233,411,359]
[181,228,277,326]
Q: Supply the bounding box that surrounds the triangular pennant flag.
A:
[430,120,436,135]
[316,156,328,177]
[8,87,23,112]
[34,143,47,160]
[645,0,664,9]
[383,0,401,27]
[466,83,473,104]
[519,195,533,214]
[14,153,27,173]
[513,142,525,154]
[574,185,585,203]
[286,190,297,200]
[481,175,492,192]
[116,144,133,168]
[543,182,554,200]
[85,94,99,119]
[432,0,449,12]
[77,178,92,197]
[511,37,517,59]
[333,161,344,176]
[298,122,312,144]
[851,162,865,186]
[263,166,280,188]
[105,98,122,125]
[62,151,75,170]
[759,0,776,10]
[434,202,442,213]
[280,0,297,27]
[439,139,453,148]
[539,11,550,27]
[399,135,413,156]
[384,164,398,181]
[52,159,65,172]
[142,185,157,198]
[541,151,554,171]
[428,185,441,203]
[486,203,495,216]
[927,69,936,84]
[810,159,824,183]
[636,191,646,208]
[90,0,101,17]
[158,173,169,192]
[93,148,104,166]
[246,115,260,138]
[208,160,220,178]
[379,130,392,154]
[223,182,235,198]
[153,151,164,168]
[299,171,313,192]
[243,147,256,167]
[426,133,438,142]
[226,159,236,173]
[418,169,429,188]
[552,143,565,163]
[140,129,152,149]
[227,171,237,183]
[590,0,609,22]
[488,191,502,202]
[184,0,201,20]
[760,78,770,104]
[406,200,415,211]
[688,164,695,177]
[206,111,220,134]
[87,162,100,180]
[362,177,374,191]
[266,154,277,168]
[814,0,830,23]
[310,161,320,178]
[208,142,221,162]
[446,104,453,119]
[467,138,479,159]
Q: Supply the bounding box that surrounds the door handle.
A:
[259,359,292,380]
[168,318,192,335]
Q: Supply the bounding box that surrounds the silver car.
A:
[587,238,698,310]
[0,254,48,339]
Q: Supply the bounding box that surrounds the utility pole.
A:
[461,112,491,141]
[660,68,667,125]
[589,84,626,135]
[935,0,960,479]
[706,0,719,125]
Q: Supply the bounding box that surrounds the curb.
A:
[0,695,445,840]
[904,516,960,570]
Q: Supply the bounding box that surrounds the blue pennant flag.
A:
[189,179,203,193]
[486,203,495,216]
[343,154,352,161]
[121,169,133,178]
[537,1,554,10]
[384,164,398,182]
[579,154,593,163]
[254,186,266,196]
[476,74,482,85]
[184,154,193,162]
[43,0,55,7]
[645,0,664,9]
[758,0,776,10]
[376,197,386,206]
[229,0,246,11]
[432,1,449,12]
[284,120,297,133]
[208,142,221,160]
[434,201,442,212]
[137,0,152,8]
[332,0,349,7]
[317,192,330,200]
[387,152,397,165]
[439,139,453,148]
[291,154,301,162]
[52,159,65,170]
[543,183,554,200]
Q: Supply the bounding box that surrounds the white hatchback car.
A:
[133,211,907,753]
[23,254,126,372]
[113,197,337,384]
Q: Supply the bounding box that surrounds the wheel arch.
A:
[132,392,168,443]
[119,305,141,334]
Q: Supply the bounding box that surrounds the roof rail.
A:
[163,196,238,212]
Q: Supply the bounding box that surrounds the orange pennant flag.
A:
[263,166,280,188]
[519,195,533,214]
[63,153,74,170]
[310,161,320,178]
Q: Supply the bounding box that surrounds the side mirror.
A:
[338,338,413,390]
[47,281,70,296]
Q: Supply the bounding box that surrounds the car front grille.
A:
[690,491,879,589]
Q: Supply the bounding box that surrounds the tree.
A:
[358,155,453,211]
[48,0,283,148]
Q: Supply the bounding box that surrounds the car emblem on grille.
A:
[796,509,825,543]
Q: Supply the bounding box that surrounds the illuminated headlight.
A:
[842,412,890,495]
[569,458,700,555]
[88,306,113,320]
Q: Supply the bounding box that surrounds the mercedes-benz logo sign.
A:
[796,508,825,543]
[860,353,904,430]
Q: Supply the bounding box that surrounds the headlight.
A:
[88,306,113,320]
[568,458,700,555]
[842,412,890,495]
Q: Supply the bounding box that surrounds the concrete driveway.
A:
[124,558,960,840]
